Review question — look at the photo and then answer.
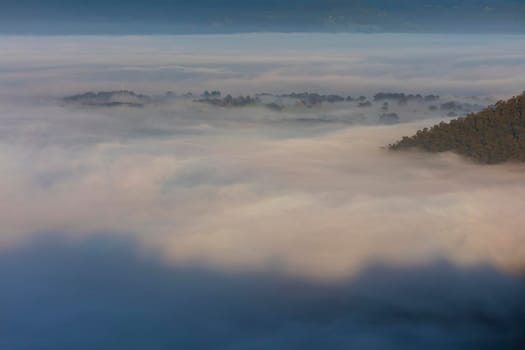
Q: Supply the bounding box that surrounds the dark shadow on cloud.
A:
[1,233,524,350]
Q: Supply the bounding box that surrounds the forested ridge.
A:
[389,92,525,164]
[3,0,525,34]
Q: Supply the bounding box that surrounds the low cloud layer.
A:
[1,34,525,98]
[1,99,525,278]
[1,33,525,348]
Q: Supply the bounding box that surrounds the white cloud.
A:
[1,33,525,279]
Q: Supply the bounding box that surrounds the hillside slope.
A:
[389,92,525,164]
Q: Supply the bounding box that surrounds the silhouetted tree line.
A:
[279,92,347,105]
[374,92,439,102]
[197,94,257,107]
[389,92,525,164]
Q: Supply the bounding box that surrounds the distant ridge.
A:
[2,0,525,34]
[389,91,525,164]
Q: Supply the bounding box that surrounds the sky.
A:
[1,33,525,348]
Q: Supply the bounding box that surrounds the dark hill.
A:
[2,0,525,34]
[389,92,525,164]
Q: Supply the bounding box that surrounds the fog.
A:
[1,234,524,349]
[1,34,525,348]
[2,34,525,98]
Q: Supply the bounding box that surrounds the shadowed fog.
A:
[1,34,525,348]
[1,234,524,349]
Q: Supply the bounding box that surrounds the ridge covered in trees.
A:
[389,91,525,164]
[4,0,525,34]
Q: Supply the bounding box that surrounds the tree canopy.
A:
[389,92,525,164]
